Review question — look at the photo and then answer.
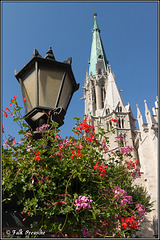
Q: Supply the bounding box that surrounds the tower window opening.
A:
[118,106,122,112]
[98,68,101,74]
[118,118,121,128]
[93,88,96,108]
[101,87,106,108]
[106,108,110,115]
[122,118,124,128]
[106,121,109,131]
[118,133,126,147]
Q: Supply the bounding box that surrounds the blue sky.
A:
[2,1,158,142]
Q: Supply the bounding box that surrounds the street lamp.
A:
[14,47,79,130]
[3,47,79,233]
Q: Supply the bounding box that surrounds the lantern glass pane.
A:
[39,65,64,109]
[58,72,73,109]
[23,68,36,112]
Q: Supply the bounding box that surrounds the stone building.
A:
[134,99,158,237]
[82,12,158,238]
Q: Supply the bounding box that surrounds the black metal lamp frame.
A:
[15,48,79,131]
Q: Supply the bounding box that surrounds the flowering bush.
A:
[2,97,153,238]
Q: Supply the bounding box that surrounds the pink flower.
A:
[12,138,16,147]
[74,195,93,210]
[36,124,50,132]
[25,132,33,139]
[4,140,9,148]
[131,168,141,179]
[79,143,83,149]
[113,186,133,205]
[27,145,32,152]
[82,226,92,237]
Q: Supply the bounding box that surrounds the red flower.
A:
[102,220,108,226]
[108,118,119,123]
[10,96,17,105]
[34,152,41,161]
[71,150,82,159]
[22,97,27,101]
[35,156,41,161]
[3,110,8,118]
[72,234,78,238]
[121,216,140,230]
[108,118,119,126]
[35,152,40,156]
[93,161,99,170]
[93,162,108,178]
[2,125,4,133]
[100,173,105,178]
[122,222,127,229]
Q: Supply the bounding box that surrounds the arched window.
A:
[101,87,106,108]
[118,106,122,112]
[93,88,96,107]
[106,108,110,115]
[118,118,121,128]
[107,121,109,131]
[98,68,101,74]
[122,118,124,128]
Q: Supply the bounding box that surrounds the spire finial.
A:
[32,49,42,58]
[92,11,100,33]
[44,46,55,60]
[94,11,97,19]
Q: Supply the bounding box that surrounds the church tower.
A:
[82,12,158,237]
[83,12,137,153]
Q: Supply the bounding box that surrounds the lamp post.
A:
[14,47,79,131]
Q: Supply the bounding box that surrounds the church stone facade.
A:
[82,12,158,238]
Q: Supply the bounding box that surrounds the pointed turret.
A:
[136,104,144,130]
[153,96,158,117]
[89,12,108,76]
[144,100,153,127]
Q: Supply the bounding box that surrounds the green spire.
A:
[89,12,108,76]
